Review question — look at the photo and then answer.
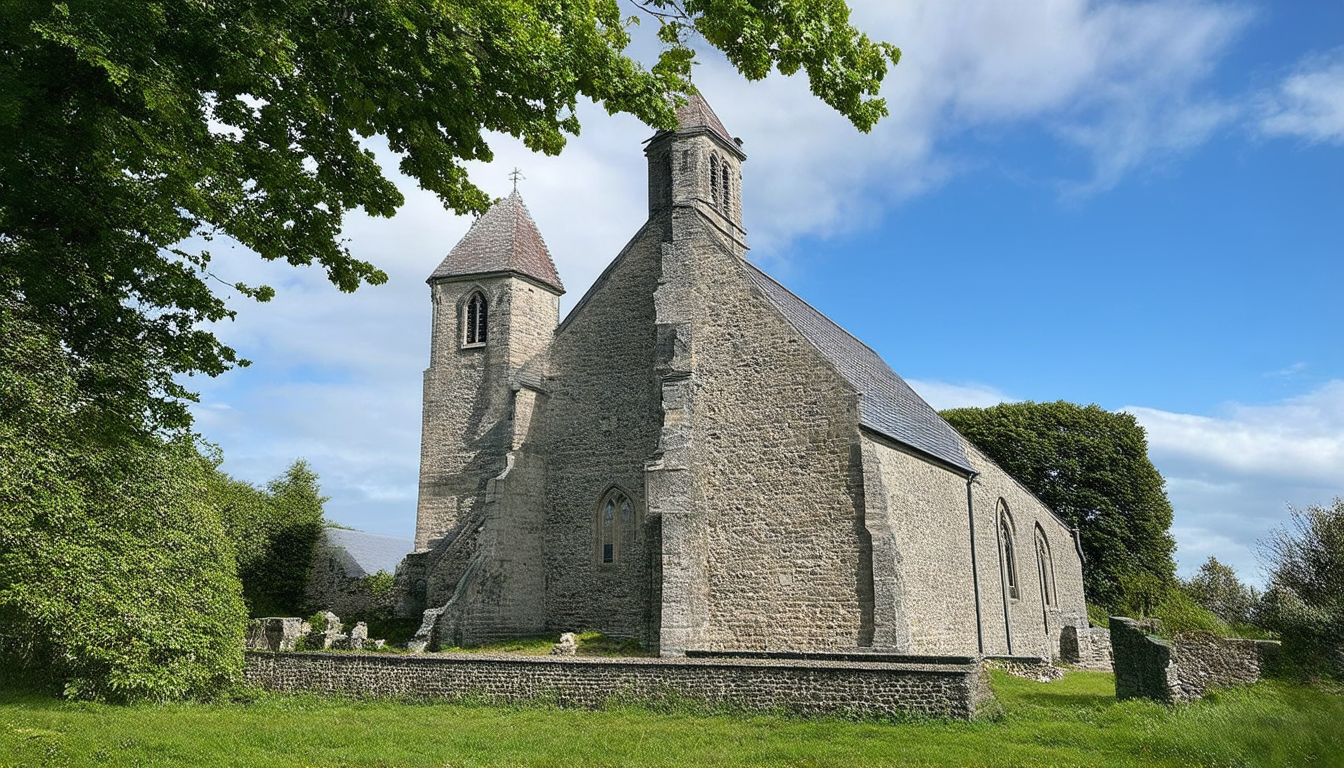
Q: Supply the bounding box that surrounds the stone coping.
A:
[244,650,980,674]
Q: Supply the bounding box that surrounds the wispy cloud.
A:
[1257,49,1344,144]
[906,379,1015,411]
[1125,381,1344,583]
[187,0,1273,541]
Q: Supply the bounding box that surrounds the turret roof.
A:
[428,191,564,292]
[675,93,736,147]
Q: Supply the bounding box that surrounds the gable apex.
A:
[428,191,564,293]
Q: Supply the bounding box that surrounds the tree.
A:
[1183,556,1260,628]
[0,297,247,701]
[1259,499,1344,677]
[211,459,329,618]
[1,0,900,434]
[942,401,1177,611]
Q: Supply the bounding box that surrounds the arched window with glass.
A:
[463,290,488,347]
[998,503,1019,601]
[597,489,633,565]
[709,153,719,207]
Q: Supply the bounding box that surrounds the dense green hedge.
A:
[0,304,247,701]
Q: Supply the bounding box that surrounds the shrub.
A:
[1183,557,1261,628]
[1259,499,1344,678]
[0,305,247,700]
[211,460,327,618]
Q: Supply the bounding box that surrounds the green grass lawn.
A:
[3,670,1341,767]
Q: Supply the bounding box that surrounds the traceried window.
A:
[463,291,488,346]
[999,507,1019,601]
[598,489,632,565]
[709,154,719,206]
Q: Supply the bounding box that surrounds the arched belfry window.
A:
[463,291,488,347]
[998,503,1019,601]
[709,154,719,206]
[721,164,731,214]
[598,489,632,565]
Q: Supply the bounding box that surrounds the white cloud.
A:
[1258,50,1344,144]
[1125,381,1344,584]
[188,0,1261,540]
[906,379,1015,411]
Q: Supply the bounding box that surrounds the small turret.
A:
[645,94,747,250]
[415,190,563,550]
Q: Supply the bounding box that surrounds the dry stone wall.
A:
[1110,617,1280,703]
[243,651,993,720]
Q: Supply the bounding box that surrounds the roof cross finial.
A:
[509,167,525,194]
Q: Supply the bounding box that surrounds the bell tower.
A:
[414,190,564,550]
[645,93,747,254]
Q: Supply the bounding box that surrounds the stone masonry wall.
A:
[964,442,1087,660]
[243,651,992,720]
[861,437,978,655]
[540,223,666,645]
[1172,631,1280,701]
[686,218,867,652]
[1110,617,1279,703]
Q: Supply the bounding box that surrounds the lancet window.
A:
[598,489,633,565]
[999,505,1019,601]
[463,291,488,346]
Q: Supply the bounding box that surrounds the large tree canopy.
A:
[942,401,1177,611]
[0,0,899,433]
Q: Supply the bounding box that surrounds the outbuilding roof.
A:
[428,191,564,292]
[743,262,975,474]
[320,528,414,578]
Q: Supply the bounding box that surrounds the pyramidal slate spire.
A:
[674,93,737,150]
[428,191,564,293]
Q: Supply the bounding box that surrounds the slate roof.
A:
[742,262,975,474]
[428,191,564,292]
[675,93,736,149]
[320,528,414,578]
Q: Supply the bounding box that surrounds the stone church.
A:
[396,95,1088,660]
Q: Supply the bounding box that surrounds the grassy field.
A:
[2,670,1342,767]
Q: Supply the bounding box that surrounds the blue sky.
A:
[191,0,1343,588]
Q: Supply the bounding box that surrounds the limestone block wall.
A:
[964,442,1087,660]
[1111,617,1178,702]
[243,651,993,720]
[860,437,978,655]
[684,223,867,653]
[540,224,665,644]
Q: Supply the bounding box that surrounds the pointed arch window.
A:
[463,291,488,347]
[598,489,632,565]
[999,506,1019,601]
[1035,527,1056,607]
[709,154,719,206]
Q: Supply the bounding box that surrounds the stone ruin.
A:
[245,612,385,652]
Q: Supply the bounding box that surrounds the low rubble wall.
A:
[1110,617,1280,703]
[243,651,993,720]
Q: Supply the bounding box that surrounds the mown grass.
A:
[442,631,651,657]
[2,670,1341,767]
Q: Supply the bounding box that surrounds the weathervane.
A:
[509,167,525,193]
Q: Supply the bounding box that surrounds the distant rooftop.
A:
[321,528,414,578]
[429,191,564,292]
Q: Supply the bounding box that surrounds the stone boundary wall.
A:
[1109,617,1280,703]
[243,651,992,720]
